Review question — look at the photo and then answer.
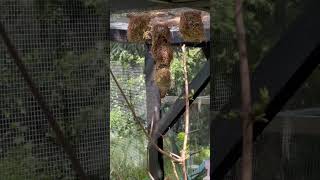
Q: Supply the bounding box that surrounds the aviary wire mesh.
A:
[0,0,108,179]
[110,42,149,179]
[212,0,320,179]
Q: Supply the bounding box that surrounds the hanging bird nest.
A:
[151,23,171,46]
[153,45,173,68]
[151,23,172,68]
[155,67,171,98]
[179,11,205,42]
[159,86,169,98]
[127,13,151,42]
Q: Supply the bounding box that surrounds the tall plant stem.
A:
[235,1,253,180]
[181,44,190,180]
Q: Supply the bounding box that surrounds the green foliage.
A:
[0,123,53,179]
[176,131,185,147]
[193,146,210,165]
[110,136,148,180]
[0,144,53,180]
[111,42,145,67]
[110,106,135,137]
[170,47,207,95]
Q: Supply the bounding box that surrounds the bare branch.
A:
[149,108,155,137]
[148,172,156,180]
[181,44,190,180]
[171,160,180,180]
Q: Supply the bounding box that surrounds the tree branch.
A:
[171,160,180,180]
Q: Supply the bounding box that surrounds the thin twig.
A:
[149,106,157,137]
[171,160,180,180]
[0,21,88,180]
[110,69,181,162]
[170,152,181,159]
[181,44,190,180]
[148,171,156,180]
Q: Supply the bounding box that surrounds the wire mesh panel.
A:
[222,109,320,180]
[0,0,108,179]
[211,0,304,112]
[211,0,319,179]
[110,42,149,179]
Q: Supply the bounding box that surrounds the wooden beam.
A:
[110,26,210,46]
[210,0,320,179]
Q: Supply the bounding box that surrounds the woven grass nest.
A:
[153,45,173,68]
[179,11,204,42]
[151,23,171,46]
[155,67,171,98]
[151,23,173,68]
[127,14,151,42]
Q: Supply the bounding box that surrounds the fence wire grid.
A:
[0,0,109,179]
[211,0,320,179]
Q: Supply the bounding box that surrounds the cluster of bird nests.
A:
[179,11,204,42]
[126,10,205,98]
[151,23,173,98]
[127,13,151,42]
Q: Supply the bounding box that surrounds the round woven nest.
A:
[153,45,173,68]
[127,14,151,42]
[151,23,171,46]
[179,11,204,42]
[155,67,171,98]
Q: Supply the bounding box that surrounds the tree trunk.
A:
[235,1,253,180]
